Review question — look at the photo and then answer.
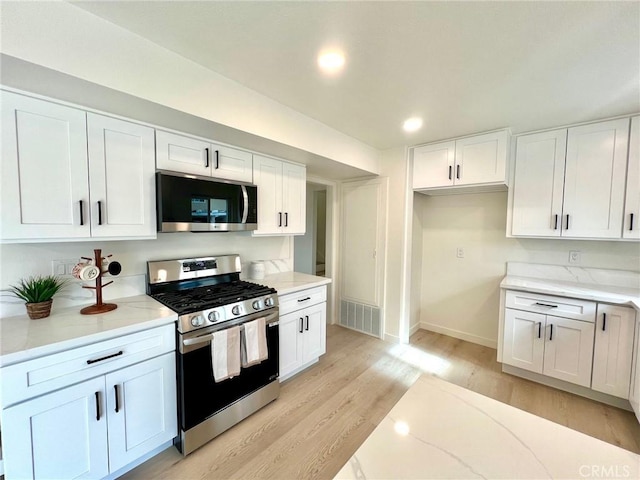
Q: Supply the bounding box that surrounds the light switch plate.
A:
[569,251,581,264]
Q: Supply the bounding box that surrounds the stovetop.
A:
[151,280,276,315]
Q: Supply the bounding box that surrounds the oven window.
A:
[191,197,229,223]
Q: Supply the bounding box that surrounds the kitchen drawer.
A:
[505,290,596,322]
[279,285,327,316]
[0,324,175,407]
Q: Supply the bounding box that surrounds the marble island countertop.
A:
[501,262,640,311]
[335,374,640,479]
[0,295,177,367]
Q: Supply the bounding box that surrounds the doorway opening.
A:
[294,182,328,277]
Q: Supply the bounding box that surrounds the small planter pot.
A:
[25,299,53,320]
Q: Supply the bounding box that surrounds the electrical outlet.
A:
[456,247,465,258]
[569,251,581,264]
[51,259,78,276]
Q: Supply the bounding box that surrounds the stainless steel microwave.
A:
[156,171,258,232]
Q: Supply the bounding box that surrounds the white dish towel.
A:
[211,326,241,383]
[241,317,268,367]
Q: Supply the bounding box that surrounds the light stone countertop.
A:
[0,295,177,367]
[335,374,640,480]
[501,262,640,312]
[257,271,331,296]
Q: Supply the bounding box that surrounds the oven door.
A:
[156,171,258,232]
[177,309,279,432]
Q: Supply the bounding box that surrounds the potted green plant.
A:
[9,275,67,319]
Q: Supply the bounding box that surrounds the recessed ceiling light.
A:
[403,117,423,132]
[317,50,345,75]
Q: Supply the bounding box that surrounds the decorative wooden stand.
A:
[80,248,118,315]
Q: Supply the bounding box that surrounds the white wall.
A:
[410,193,423,335]
[0,1,380,175]
[416,192,640,348]
[0,234,291,318]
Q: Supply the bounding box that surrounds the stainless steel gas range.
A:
[147,254,279,455]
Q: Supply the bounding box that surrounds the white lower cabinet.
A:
[0,325,177,480]
[503,290,639,404]
[591,305,636,399]
[503,309,595,387]
[630,321,640,422]
[278,285,327,381]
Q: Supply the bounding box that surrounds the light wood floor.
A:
[123,325,640,480]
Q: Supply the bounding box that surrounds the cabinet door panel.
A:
[211,143,253,183]
[1,377,108,480]
[412,141,455,189]
[455,130,508,186]
[623,116,640,239]
[282,162,306,235]
[253,154,283,235]
[511,129,567,236]
[156,130,210,176]
[1,91,90,240]
[88,114,156,238]
[279,311,304,379]
[503,309,545,373]
[106,352,177,472]
[543,316,594,387]
[563,119,629,238]
[302,302,327,363]
[592,305,635,399]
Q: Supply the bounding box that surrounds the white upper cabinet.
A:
[1,90,90,240]
[511,129,567,237]
[156,130,253,183]
[413,130,509,193]
[563,118,628,238]
[87,113,156,238]
[253,154,305,235]
[509,117,631,239]
[623,116,640,239]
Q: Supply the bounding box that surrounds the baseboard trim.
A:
[419,322,497,349]
[383,332,400,343]
[502,364,633,411]
[409,323,420,336]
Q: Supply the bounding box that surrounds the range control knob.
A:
[232,305,241,315]
[264,297,274,307]
[252,300,262,310]
[208,311,220,322]
[190,315,204,327]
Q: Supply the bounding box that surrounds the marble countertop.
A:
[501,262,640,312]
[257,271,331,296]
[0,295,177,367]
[335,374,640,479]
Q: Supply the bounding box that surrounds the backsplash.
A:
[0,233,292,318]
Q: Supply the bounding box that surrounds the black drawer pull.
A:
[87,350,123,365]
[97,201,103,225]
[448,165,452,180]
[549,324,554,341]
[631,213,635,231]
[537,322,542,339]
[79,200,84,226]
[215,150,220,169]
[114,384,121,413]
[297,297,311,303]
[534,302,558,308]
[305,315,309,331]
[278,212,282,227]
[285,212,288,227]
[565,214,570,230]
[553,214,558,230]
[602,313,606,332]
[205,148,210,168]
[299,317,304,334]
[456,164,461,179]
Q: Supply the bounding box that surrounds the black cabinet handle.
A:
[553,214,558,230]
[299,318,304,334]
[537,322,542,339]
[278,212,282,227]
[285,212,288,227]
[114,384,120,413]
[631,213,635,231]
[565,214,570,230]
[87,350,123,365]
[448,165,452,180]
[456,164,461,179]
[549,324,554,341]
[305,315,309,331]
[215,150,220,169]
[534,302,558,308]
[97,201,103,225]
[205,148,210,168]
[95,391,101,421]
[79,200,84,226]
[602,313,606,332]
[297,297,311,303]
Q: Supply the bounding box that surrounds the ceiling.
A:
[71,1,639,151]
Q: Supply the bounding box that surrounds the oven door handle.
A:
[182,312,279,347]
